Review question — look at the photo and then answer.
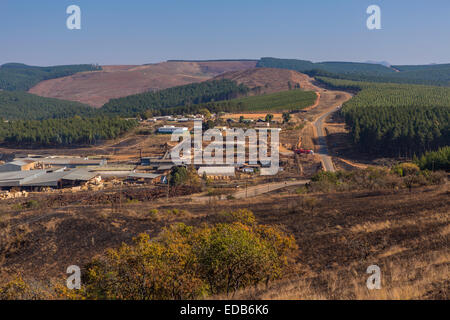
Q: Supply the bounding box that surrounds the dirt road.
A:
[313,107,339,172]
[192,180,309,203]
[304,87,352,172]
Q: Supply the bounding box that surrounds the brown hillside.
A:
[28,61,257,107]
[0,184,448,300]
[213,67,318,94]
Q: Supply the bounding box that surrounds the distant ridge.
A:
[167,59,258,62]
[364,60,392,67]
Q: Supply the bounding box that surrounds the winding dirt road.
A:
[304,86,353,172]
[191,180,309,203]
[313,106,340,172]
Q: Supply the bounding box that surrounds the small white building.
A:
[157,126,189,134]
[198,166,235,177]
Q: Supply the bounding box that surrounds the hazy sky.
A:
[1,0,450,66]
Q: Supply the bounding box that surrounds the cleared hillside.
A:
[29,61,257,107]
[213,67,318,94]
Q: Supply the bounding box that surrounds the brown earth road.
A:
[301,84,352,172]
[190,180,310,203]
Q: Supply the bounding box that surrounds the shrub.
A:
[80,210,298,299]
[392,163,420,177]
[415,146,450,171]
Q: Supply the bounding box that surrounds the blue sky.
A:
[1,0,449,66]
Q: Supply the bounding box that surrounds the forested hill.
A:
[100,79,250,117]
[0,91,96,120]
[317,77,450,157]
[257,58,450,86]
[0,79,250,120]
[0,63,102,91]
[0,117,138,147]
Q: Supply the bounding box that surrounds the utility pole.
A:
[166,176,170,202]
[245,179,248,198]
[119,182,123,212]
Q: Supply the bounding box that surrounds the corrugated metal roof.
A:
[127,173,161,179]
[41,159,105,165]
[198,167,235,176]
[9,160,36,166]
[21,171,69,187]
[0,170,46,187]
[62,169,98,181]
[0,170,46,181]
[20,157,105,165]
[157,164,175,171]
[0,168,99,187]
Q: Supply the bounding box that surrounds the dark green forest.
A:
[0,63,101,91]
[415,146,450,171]
[101,80,249,117]
[149,89,317,116]
[257,58,450,86]
[0,91,96,120]
[318,77,450,157]
[0,117,137,147]
[1,59,449,152]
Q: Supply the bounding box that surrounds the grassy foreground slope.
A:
[0,63,101,91]
[317,77,450,157]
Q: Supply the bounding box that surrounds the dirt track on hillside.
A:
[214,67,317,95]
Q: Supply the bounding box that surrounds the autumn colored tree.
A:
[79,210,297,300]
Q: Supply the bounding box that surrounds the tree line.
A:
[0,63,101,91]
[0,91,96,120]
[318,77,450,157]
[143,89,317,116]
[415,146,450,171]
[0,116,137,147]
[257,57,450,87]
[101,80,250,117]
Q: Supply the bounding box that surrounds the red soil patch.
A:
[213,68,317,94]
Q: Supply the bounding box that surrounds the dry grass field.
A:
[0,180,448,299]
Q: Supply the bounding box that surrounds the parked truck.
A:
[294,149,314,155]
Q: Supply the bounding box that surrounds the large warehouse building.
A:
[0,168,100,190]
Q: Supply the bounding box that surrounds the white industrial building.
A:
[0,168,100,190]
[157,126,189,134]
[198,166,235,177]
[17,157,107,168]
